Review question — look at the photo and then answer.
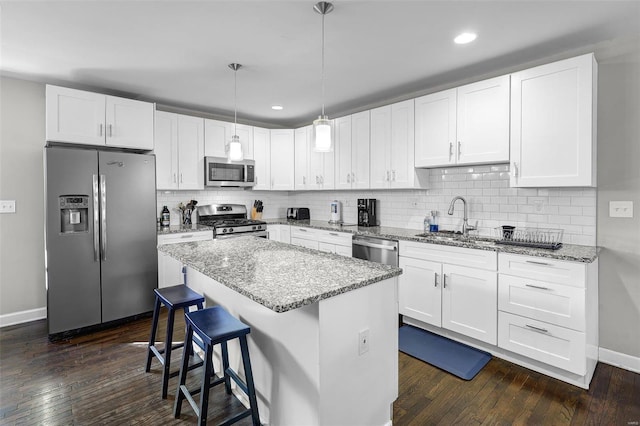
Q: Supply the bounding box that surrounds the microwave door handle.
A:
[92,174,99,261]
[100,174,107,261]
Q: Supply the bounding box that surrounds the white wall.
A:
[0,78,46,323]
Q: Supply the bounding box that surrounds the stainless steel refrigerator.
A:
[45,146,157,335]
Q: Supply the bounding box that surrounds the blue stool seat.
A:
[174,306,260,425]
[145,285,205,399]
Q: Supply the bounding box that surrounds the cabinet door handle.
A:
[173,173,177,183]
[316,176,319,184]
[392,170,396,181]
[351,172,355,183]
[181,235,192,239]
[329,232,339,236]
[299,228,307,232]
[347,173,351,183]
[180,173,183,183]
[320,175,324,184]
[525,284,551,291]
[108,124,113,137]
[458,141,461,159]
[99,123,103,137]
[525,260,551,266]
[443,274,447,288]
[386,170,390,181]
[449,142,453,160]
[526,324,549,334]
[512,162,519,178]
[303,176,306,185]
[434,272,439,287]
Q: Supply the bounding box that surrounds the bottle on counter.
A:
[161,206,170,227]
[424,215,431,232]
[429,210,439,232]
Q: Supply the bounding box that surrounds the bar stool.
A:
[145,284,205,398]
[174,306,260,426]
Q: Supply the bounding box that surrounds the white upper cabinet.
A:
[415,75,510,168]
[204,119,254,160]
[253,126,271,191]
[154,111,204,190]
[294,126,310,190]
[336,111,371,190]
[46,85,154,150]
[370,99,419,189]
[306,126,335,190]
[269,129,295,190]
[510,53,597,187]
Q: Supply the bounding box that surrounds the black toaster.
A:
[286,207,310,220]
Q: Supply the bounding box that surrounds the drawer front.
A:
[318,242,334,253]
[499,275,585,331]
[291,226,316,240]
[498,253,586,287]
[400,240,496,270]
[158,230,213,245]
[334,244,352,257]
[316,230,352,247]
[498,311,586,375]
[290,237,319,250]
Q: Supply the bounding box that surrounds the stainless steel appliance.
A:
[329,200,342,224]
[357,198,378,227]
[45,146,157,336]
[286,207,310,221]
[352,236,399,267]
[204,156,255,188]
[197,204,267,239]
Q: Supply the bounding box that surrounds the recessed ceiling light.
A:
[271,105,283,111]
[454,32,477,44]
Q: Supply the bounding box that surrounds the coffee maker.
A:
[357,199,378,227]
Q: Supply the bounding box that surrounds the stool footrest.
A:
[225,368,249,396]
[219,409,251,426]
[178,384,201,418]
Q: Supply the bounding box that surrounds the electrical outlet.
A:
[358,329,370,355]
[609,201,634,218]
[0,200,16,214]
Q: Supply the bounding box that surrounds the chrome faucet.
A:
[448,196,476,236]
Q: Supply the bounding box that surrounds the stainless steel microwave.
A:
[204,157,256,188]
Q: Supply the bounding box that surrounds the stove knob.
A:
[229,228,234,233]
[222,229,227,233]
[252,226,256,230]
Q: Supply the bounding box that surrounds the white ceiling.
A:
[1,1,639,127]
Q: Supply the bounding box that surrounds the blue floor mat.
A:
[398,325,491,380]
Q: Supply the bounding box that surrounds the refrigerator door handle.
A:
[100,174,107,261]
[92,174,100,261]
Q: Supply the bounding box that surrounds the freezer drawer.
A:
[498,311,586,375]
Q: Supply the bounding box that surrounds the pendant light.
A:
[227,63,244,162]
[312,1,334,152]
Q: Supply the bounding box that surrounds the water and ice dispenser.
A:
[59,195,89,233]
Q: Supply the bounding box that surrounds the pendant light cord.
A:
[321,11,325,117]
[234,67,238,135]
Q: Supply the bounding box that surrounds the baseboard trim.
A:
[0,307,47,328]
[598,347,640,374]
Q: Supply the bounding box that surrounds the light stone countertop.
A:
[158,236,402,313]
[265,219,599,263]
[157,224,213,236]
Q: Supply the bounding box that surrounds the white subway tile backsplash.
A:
[157,167,597,246]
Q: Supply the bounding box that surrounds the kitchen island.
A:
[158,236,402,426]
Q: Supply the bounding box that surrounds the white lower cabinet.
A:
[267,224,291,244]
[399,241,497,345]
[290,226,352,257]
[497,252,597,380]
[157,230,213,288]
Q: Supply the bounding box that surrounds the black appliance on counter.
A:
[357,199,378,227]
[197,204,267,239]
[286,207,310,221]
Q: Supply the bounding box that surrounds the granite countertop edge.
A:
[157,224,214,236]
[265,218,599,263]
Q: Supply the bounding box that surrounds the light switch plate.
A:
[0,200,16,214]
[609,201,633,218]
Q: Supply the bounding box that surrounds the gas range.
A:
[197,204,267,239]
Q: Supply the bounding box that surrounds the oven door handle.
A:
[353,239,397,251]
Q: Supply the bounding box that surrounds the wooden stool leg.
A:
[221,341,232,395]
[239,336,260,426]
[145,296,161,372]
[198,343,214,425]
[161,307,176,399]
[174,325,193,419]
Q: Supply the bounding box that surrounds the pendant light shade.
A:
[227,63,244,162]
[313,2,334,152]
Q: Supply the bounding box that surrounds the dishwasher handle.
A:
[353,239,398,251]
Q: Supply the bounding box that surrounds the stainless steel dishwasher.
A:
[352,235,399,267]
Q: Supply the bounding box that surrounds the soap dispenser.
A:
[429,210,439,232]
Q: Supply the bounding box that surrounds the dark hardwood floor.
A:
[1,313,638,425]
